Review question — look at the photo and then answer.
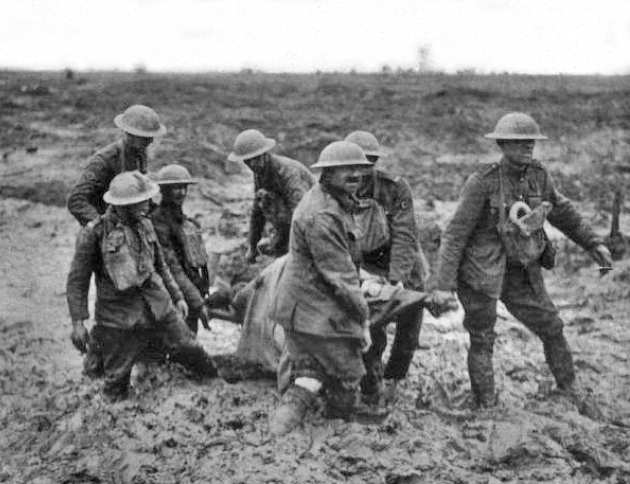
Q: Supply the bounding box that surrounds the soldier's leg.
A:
[93,325,144,401]
[360,324,388,399]
[269,330,323,436]
[159,309,217,378]
[501,264,575,390]
[83,325,104,378]
[185,307,199,334]
[384,304,423,380]
[457,282,499,407]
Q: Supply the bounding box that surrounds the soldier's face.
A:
[244,153,266,171]
[162,184,188,206]
[326,165,371,195]
[119,200,150,223]
[498,140,535,166]
[125,133,153,151]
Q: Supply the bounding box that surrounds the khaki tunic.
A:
[67,140,148,226]
[66,208,183,329]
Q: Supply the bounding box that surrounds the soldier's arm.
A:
[545,172,603,250]
[154,221,205,310]
[153,237,185,304]
[435,173,488,291]
[388,178,422,284]
[66,225,98,321]
[67,156,111,226]
[307,213,369,323]
[279,166,313,212]
[248,202,266,251]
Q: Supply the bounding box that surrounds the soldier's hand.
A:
[71,319,89,354]
[176,300,189,319]
[245,247,257,264]
[360,321,372,353]
[427,290,458,317]
[590,244,613,276]
[199,305,211,331]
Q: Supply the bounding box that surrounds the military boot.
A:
[327,386,389,424]
[269,384,317,436]
[468,338,497,409]
[541,332,576,391]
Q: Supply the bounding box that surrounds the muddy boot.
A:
[542,332,576,391]
[327,386,389,424]
[383,379,399,406]
[213,353,275,383]
[269,384,317,436]
[558,383,604,421]
[468,336,497,409]
[169,344,218,379]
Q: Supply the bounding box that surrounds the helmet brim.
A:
[103,183,160,206]
[227,138,276,162]
[310,159,374,169]
[155,179,199,185]
[114,114,167,138]
[484,133,548,140]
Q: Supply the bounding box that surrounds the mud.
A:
[1,72,630,483]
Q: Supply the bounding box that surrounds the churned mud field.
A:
[1,71,630,483]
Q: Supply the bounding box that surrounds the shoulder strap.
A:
[498,164,506,227]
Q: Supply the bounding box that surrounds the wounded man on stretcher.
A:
[207,255,457,393]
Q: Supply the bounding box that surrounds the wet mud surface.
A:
[1,72,630,483]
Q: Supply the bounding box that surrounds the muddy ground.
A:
[1,71,630,483]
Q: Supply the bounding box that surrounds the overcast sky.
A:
[2,0,629,74]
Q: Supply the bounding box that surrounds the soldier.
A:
[345,130,429,404]
[268,141,385,436]
[67,171,217,401]
[432,113,613,409]
[68,104,166,226]
[227,129,315,262]
[151,164,212,334]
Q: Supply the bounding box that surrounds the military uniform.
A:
[272,182,368,415]
[246,154,315,256]
[356,169,427,397]
[151,203,209,333]
[66,207,216,399]
[436,159,603,405]
[67,140,148,226]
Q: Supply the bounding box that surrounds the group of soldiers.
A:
[66,104,613,436]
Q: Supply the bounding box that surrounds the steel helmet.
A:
[310,141,373,169]
[114,104,167,138]
[103,171,160,206]
[344,131,383,157]
[485,112,547,140]
[153,164,198,185]
[227,129,276,162]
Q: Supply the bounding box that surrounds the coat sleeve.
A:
[387,178,421,283]
[66,226,98,321]
[280,167,314,212]
[307,213,369,323]
[153,237,184,304]
[67,156,112,226]
[544,171,603,250]
[435,173,488,291]
[248,202,266,251]
[154,220,205,310]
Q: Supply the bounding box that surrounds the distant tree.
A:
[417,44,433,73]
[64,68,74,80]
[381,64,393,75]
[133,63,148,74]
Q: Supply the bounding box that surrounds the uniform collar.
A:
[320,180,360,212]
